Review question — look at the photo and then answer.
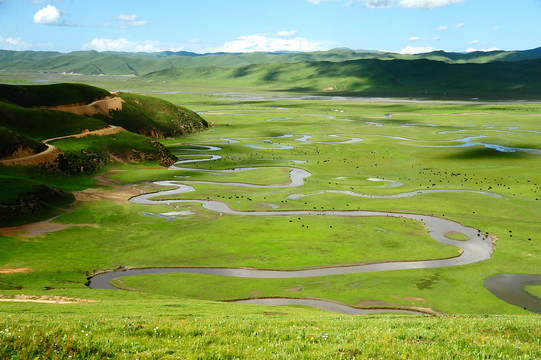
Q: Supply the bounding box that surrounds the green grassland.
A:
[526,286,541,298]
[135,58,541,100]
[1,79,541,357]
[2,94,540,298]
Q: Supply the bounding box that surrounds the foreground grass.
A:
[0,299,540,359]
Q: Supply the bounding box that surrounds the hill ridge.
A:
[2,46,541,76]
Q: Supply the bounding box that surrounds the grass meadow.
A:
[1,80,540,358]
[1,300,540,359]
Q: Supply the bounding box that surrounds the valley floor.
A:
[1,82,541,358]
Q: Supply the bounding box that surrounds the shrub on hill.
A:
[0,180,74,227]
[48,131,177,174]
[0,126,46,159]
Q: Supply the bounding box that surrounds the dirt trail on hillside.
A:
[1,94,126,166]
[0,125,125,166]
[38,95,124,118]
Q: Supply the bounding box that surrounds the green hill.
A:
[0,100,106,141]
[140,58,541,100]
[2,47,541,76]
[103,92,209,138]
[0,83,209,141]
[0,83,110,107]
[0,83,209,226]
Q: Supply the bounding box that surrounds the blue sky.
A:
[0,0,540,54]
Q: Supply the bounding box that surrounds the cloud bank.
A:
[399,0,464,9]
[309,0,465,8]
[117,14,148,28]
[0,36,29,50]
[400,45,436,54]
[220,34,324,53]
[82,38,163,52]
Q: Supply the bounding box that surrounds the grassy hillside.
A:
[102,92,209,138]
[0,126,46,159]
[0,83,208,226]
[0,83,110,107]
[140,58,541,100]
[0,100,106,141]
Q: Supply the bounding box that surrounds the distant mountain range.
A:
[1,47,541,77]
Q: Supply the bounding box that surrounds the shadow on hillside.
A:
[444,148,533,160]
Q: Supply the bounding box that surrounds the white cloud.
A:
[220,34,324,53]
[455,23,465,28]
[342,0,393,8]
[0,36,30,50]
[493,26,500,31]
[400,45,436,54]
[33,4,61,24]
[399,0,464,9]
[466,47,499,53]
[81,38,166,52]
[334,0,464,8]
[32,4,79,26]
[126,21,148,27]
[468,40,479,45]
[118,14,137,22]
[276,30,298,38]
[432,36,440,40]
[408,36,424,42]
[363,0,394,8]
[436,25,447,31]
[117,14,148,28]
[307,0,331,3]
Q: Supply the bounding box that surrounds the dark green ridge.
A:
[0,83,110,107]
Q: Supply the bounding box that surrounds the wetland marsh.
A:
[66,89,538,315]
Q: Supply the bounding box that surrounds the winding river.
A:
[484,274,541,314]
[88,137,541,315]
